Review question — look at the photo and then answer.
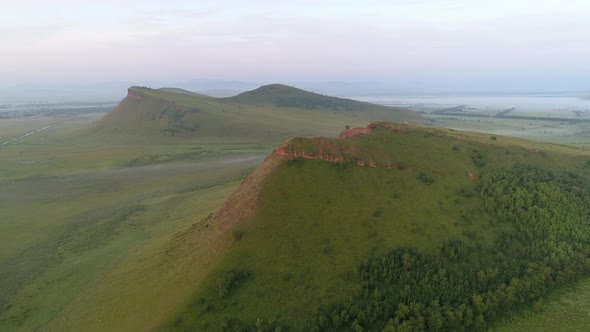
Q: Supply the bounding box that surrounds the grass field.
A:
[2,89,590,331]
[427,114,590,148]
[0,113,268,331]
[0,89,421,331]
[491,277,590,331]
[171,123,590,330]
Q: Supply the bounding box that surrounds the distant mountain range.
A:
[0,80,398,103]
[92,84,422,140]
[1,79,588,103]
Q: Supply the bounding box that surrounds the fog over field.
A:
[2,1,590,331]
[356,93,590,115]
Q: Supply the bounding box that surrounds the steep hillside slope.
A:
[92,85,422,142]
[169,123,590,331]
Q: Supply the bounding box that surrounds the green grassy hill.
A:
[168,123,590,331]
[92,85,422,142]
[158,87,210,97]
[226,84,393,111]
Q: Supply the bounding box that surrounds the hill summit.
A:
[170,122,590,331]
[92,85,422,140]
[226,84,385,111]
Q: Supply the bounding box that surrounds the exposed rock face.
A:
[338,122,411,138]
[275,138,360,163]
[127,89,142,100]
[275,122,413,169]
[379,122,411,134]
[339,126,370,138]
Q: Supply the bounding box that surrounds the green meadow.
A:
[1,86,590,331]
[171,124,590,331]
[0,115,266,331]
[491,277,590,332]
[0,86,418,331]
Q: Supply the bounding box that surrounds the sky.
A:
[1,0,589,92]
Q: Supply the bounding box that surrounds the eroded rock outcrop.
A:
[127,89,142,100]
[339,126,370,138]
[338,122,411,138]
[275,138,360,163]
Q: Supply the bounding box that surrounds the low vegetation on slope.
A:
[93,85,422,141]
[226,84,407,113]
[0,115,272,331]
[0,87,420,331]
[491,277,590,331]
[169,123,590,331]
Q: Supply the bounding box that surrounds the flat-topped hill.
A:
[92,85,422,141]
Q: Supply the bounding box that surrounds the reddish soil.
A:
[127,89,142,100]
[339,126,370,138]
[276,123,414,170]
[338,122,411,138]
[274,138,361,163]
[379,123,411,134]
[215,154,282,230]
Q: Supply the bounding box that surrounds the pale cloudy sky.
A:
[1,0,589,91]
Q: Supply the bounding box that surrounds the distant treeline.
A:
[431,105,590,122]
[495,115,590,122]
[433,112,590,123]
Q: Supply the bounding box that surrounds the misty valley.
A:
[0,86,589,331]
[2,1,590,331]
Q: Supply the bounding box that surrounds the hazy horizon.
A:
[2,0,589,93]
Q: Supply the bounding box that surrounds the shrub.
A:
[457,187,475,198]
[471,152,486,168]
[418,172,435,184]
[232,229,244,241]
[215,269,252,298]
[287,157,304,167]
[372,208,382,217]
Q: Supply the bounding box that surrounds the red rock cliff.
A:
[127,89,142,100]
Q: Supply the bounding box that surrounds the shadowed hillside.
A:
[226,84,404,112]
[92,85,422,141]
[168,123,590,331]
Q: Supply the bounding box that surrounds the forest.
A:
[219,164,590,331]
